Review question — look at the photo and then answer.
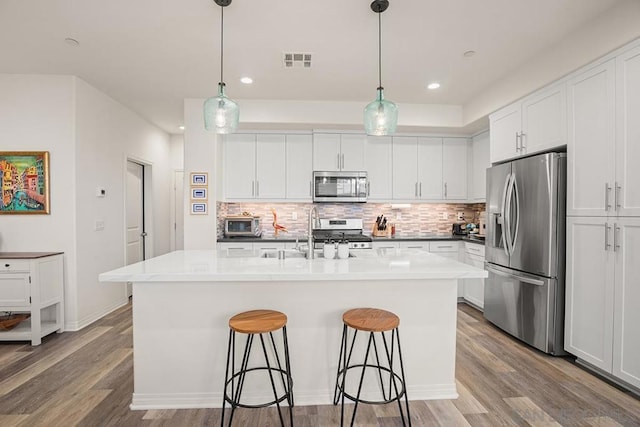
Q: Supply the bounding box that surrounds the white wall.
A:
[182,99,218,250]
[0,74,80,323]
[0,74,172,331]
[463,0,640,124]
[74,77,172,329]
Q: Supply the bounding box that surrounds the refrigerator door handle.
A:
[485,264,545,286]
[510,174,520,250]
[504,173,515,255]
[499,173,511,257]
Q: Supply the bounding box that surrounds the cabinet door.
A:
[0,274,30,307]
[224,134,256,199]
[616,46,640,216]
[463,253,485,309]
[313,133,341,171]
[490,103,521,163]
[392,137,418,199]
[471,131,490,200]
[565,217,615,371]
[442,138,468,200]
[417,137,443,199]
[521,82,567,156]
[365,136,392,200]
[567,60,616,217]
[286,134,313,200]
[340,134,366,171]
[612,218,640,389]
[255,134,286,199]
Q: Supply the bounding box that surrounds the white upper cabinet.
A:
[567,59,616,217]
[255,134,286,199]
[616,45,640,217]
[442,137,468,200]
[567,43,640,218]
[521,83,567,155]
[490,82,567,164]
[224,134,257,199]
[365,136,393,200]
[313,133,365,171]
[392,136,420,200]
[285,134,313,200]
[223,133,286,200]
[417,137,443,200]
[471,131,490,200]
[490,103,521,164]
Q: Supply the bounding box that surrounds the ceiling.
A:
[0,0,624,134]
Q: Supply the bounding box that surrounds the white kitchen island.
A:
[99,248,487,410]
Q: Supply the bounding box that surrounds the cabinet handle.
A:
[341,154,345,169]
[419,182,422,197]
[615,182,621,211]
[415,182,418,197]
[605,222,611,251]
[4,263,9,268]
[337,153,340,169]
[252,181,255,197]
[520,132,526,150]
[605,183,612,211]
[614,224,621,252]
[515,132,520,152]
[444,182,448,198]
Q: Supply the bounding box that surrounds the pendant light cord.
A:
[220,5,224,84]
[378,10,382,90]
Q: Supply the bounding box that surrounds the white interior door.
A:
[126,160,145,297]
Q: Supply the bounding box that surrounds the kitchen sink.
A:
[260,249,308,259]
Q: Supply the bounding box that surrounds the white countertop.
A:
[99,249,488,282]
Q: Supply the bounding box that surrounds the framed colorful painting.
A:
[0,151,50,214]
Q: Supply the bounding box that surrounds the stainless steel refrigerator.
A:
[484,152,566,355]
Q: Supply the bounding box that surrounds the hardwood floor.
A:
[0,302,638,426]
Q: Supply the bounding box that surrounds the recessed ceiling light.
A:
[463,50,476,58]
[178,126,185,130]
[64,37,79,47]
[240,77,253,84]
[427,82,441,90]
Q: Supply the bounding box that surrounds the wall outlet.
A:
[95,220,105,231]
[457,211,464,221]
[442,212,448,220]
[292,212,298,220]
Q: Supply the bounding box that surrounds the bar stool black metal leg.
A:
[259,333,287,427]
[370,332,389,401]
[221,329,234,427]
[395,328,411,426]
[281,326,294,426]
[349,332,375,427]
[227,333,254,427]
[333,324,347,405]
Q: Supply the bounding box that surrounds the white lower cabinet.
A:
[0,253,64,346]
[462,242,485,309]
[565,217,640,389]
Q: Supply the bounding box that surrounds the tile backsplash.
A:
[218,202,485,238]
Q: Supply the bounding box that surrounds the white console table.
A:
[0,252,64,345]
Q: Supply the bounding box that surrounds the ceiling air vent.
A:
[283,52,312,69]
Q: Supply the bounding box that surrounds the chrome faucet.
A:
[308,206,320,259]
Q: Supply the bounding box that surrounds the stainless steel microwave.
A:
[224,216,262,237]
[312,171,368,203]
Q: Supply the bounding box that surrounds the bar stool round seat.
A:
[334,307,411,426]
[221,309,294,427]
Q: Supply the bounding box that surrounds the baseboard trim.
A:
[575,358,640,398]
[64,298,129,331]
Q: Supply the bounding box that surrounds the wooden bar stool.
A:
[221,309,294,427]
[333,308,411,426]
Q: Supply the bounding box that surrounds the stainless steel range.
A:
[312,218,372,250]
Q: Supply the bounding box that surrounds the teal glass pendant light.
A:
[204,0,239,134]
[364,0,398,136]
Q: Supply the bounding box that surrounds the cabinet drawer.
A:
[0,274,31,306]
[399,242,429,250]
[0,260,30,272]
[429,242,458,252]
[464,242,485,257]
